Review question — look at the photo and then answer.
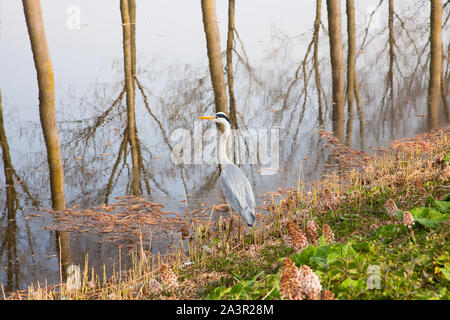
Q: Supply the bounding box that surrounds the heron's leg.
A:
[227,204,236,223]
[238,217,241,242]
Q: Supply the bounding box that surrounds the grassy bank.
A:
[6,127,450,300]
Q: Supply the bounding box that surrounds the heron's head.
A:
[198,112,231,127]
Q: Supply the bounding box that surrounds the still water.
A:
[0,0,448,294]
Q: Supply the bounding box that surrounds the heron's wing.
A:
[220,164,256,214]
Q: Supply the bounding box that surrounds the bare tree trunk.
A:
[0,90,14,190]
[201,0,228,119]
[121,0,141,196]
[0,89,20,292]
[226,0,238,129]
[0,89,17,252]
[22,0,72,278]
[22,0,66,211]
[327,0,346,143]
[346,0,356,117]
[129,1,151,196]
[56,231,73,280]
[388,0,395,103]
[314,0,324,126]
[428,0,443,129]
[129,0,137,89]
[442,44,449,118]
[345,0,363,148]
[345,0,356,146]
[354,72,365,149]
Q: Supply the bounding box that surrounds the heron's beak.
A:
[198,116,215,120]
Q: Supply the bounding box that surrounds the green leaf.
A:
[438,265,450,281]
[371,224,405,243]
[347,268,359,275]
[443,155,450,166]
[353,241,370,252]
[290,245,318,266]
[207,286,231,300]
[229,283,244,296]
[311,245,330,269]
[410,207,450,228]
[425,196,450,213]
[340,278,365,290]
[327,242,357,266]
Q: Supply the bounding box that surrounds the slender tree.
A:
[0,90,14,191]
[22,0,73,279]
[345,0,364,147]
[428,0,443,129]
[201,0,228,120]
[326,0,346,142]
[22,0,66,211]
[346,0,356,114]
[345,0,356,144]
[129,0,137,82]
[0,90,19,292]
[313,0,324,126]
[442,44,449,118]
[121,0,141,195]
[387,0,395,103]
[226,0,238,128]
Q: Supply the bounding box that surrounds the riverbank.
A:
[5,126,449,300]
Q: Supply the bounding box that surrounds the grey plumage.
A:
[220,163,256,226]
[198,112,257,227]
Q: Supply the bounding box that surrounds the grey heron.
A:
[198,112,256,226]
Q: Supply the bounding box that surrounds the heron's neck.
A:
[219,124,232,164]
